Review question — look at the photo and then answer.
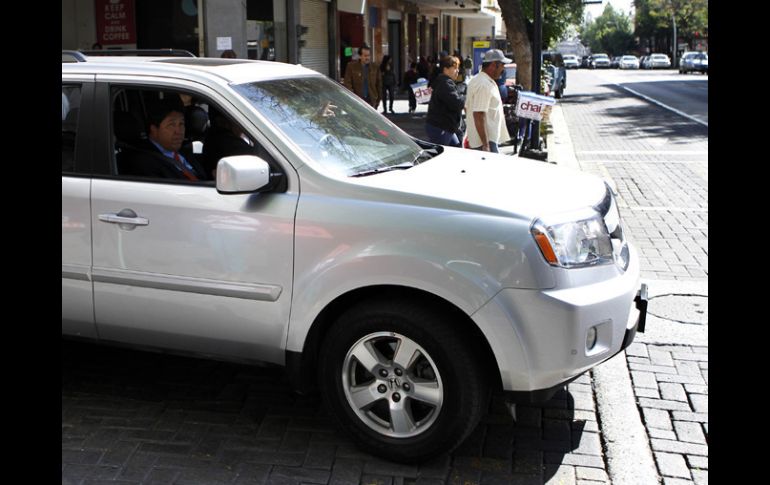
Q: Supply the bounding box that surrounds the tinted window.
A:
[62,85,81,173]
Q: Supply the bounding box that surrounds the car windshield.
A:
[652,55,667,59]
[233,76,423,177]
[595,54,609,59]
[622,56,636,61]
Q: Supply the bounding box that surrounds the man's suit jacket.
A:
[343,61,382,108]
[118,140,209,181]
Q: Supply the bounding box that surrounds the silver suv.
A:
[62,51,647,462]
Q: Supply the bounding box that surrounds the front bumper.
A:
[502,283,648,404]
[472,247,647,396]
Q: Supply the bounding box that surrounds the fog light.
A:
[586,326,598,351]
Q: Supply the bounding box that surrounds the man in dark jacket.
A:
[425,56,465,147]
[343,45,381,108]
[118,98,207,181]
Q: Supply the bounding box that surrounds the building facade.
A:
[62,0,504,82]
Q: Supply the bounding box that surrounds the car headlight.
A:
[531,210,614,268]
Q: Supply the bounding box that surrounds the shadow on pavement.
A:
[560,84,707,143]
[63,340,587,483]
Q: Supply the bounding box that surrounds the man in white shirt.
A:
[464,49,511,152]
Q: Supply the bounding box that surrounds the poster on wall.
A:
[95,0,137,47]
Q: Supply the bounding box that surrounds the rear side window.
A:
[62,85,81,173]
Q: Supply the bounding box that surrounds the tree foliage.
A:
[579,4,635,56]
[498,0,584,91]
[634,0,708,49]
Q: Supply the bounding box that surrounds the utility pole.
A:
[671,11,677,68]
[529,0,542,151]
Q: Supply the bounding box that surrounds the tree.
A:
[580,4,635,56]
[634,0,708,53]
[498,0,584,91]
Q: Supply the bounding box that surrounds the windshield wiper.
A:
[412,148,438,166]
[350,162,414,178]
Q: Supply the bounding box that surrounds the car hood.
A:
[351,146,608,219]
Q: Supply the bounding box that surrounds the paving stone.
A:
[683,384,708,395]
[671,411,708,424]
[649,348,674,366]
[691,469,708,485]
[638,398,691,412]
[689,394,708,413]
[512,449,543,475]
[674,360,702,377]
[543,464,576,485]
[269,466,330,484]
[571,432,602,456]
[674,421,707,445]
[647,427,677,440]
[628,363,678,375]
[655,452,690,479]
[575,466,609,481]
[662,478,694,485]
[634,387,661,399]
[329,458,363,485]
[687,455,708,470]
[546,452,604,469]
[651,439,708,457]
[631,371,658,389]
[659,383,688,402]
[232,463,271,484]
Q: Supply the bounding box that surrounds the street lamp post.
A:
[672,12,677,68]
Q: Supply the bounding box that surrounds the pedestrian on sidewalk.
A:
[343,45,381,109]
[463,55,473,78]
[425,56,465,147]
[380,55,397,114]
[464,49,511,153]
[402,62,419,114]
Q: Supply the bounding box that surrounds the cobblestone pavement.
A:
[556,71,708,283]
[558,70,708,484]
[62,341,608,485]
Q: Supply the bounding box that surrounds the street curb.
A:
[548,100,660,484]
[593,354,660,485]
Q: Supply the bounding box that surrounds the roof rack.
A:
[80,49,196,57]
[62,50,87,63]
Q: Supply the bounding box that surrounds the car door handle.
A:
[98,209,149,227]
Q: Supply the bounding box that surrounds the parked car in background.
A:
[63,50,647,463]
[639,56,650,69]
[679,51,708,74]
[610,56,621,69]
[619,55,640,70]
[580,55,591,68]
[563,54,580,69]
[646,53,671,69]
[589,53,611,69]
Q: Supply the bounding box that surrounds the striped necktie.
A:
[173,151,198,181]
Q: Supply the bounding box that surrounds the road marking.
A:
[579,159,706,164]
[616,84,708,127]
[625,206,708,213]
[577,150,708,155]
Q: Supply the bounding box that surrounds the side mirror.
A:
[216,155,274,194]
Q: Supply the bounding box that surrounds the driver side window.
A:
[110,87,274,183]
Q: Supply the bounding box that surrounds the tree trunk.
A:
[498,0,532,91]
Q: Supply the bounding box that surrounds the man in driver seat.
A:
[121,98,208,181]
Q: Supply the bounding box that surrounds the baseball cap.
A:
[483,49,512,64]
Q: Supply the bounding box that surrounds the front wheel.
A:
[318,300,489,462]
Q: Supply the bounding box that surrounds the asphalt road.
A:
[568,69,708,126]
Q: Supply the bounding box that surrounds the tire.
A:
[318,300,489,462]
